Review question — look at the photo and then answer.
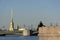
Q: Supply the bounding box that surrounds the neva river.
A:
[0,36,38,40]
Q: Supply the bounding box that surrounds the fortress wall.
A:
[39,26,60,40]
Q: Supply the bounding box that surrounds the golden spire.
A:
[10,8,13,21]
[9,8,14,31]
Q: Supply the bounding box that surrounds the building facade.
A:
[9,20,14,31]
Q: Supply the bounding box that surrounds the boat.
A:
[0,34,6,36]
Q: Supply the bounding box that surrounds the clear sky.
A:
[0,0,60,29]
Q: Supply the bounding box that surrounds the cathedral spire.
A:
[11,8,13,21]
[9,8,14,31]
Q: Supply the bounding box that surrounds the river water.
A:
[0,36,38,40]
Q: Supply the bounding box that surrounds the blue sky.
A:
[0,0,60,29]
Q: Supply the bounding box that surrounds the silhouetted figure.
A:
[37,21,45,31]
[38,21,43,27]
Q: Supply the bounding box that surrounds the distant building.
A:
[18,28,25,31]
[23,29,30,36]
[18,28,30,36]
[9,19,14,31]
[16,25,20,30]
[9,9,14,31]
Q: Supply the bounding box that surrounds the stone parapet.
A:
[23,29,30,36]
[39,26,60,40]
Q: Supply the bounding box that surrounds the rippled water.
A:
[0,36,38,40]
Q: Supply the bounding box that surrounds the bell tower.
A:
[9,9,14,31]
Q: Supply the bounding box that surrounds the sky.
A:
[0,0,60,29]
